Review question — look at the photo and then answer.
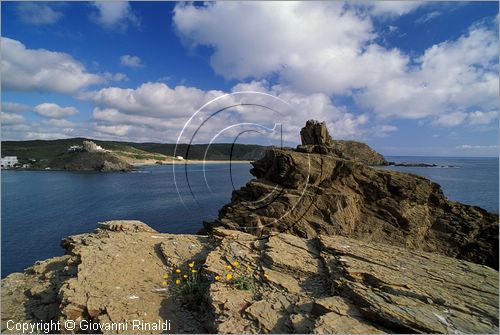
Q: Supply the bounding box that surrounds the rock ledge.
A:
[2,221,498,334]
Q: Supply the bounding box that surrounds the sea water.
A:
[1,157,498,276]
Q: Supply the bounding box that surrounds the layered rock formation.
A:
[2,120,498,334]
[296,120,387,166]
[206,121,499,269]
[2,221,498,334]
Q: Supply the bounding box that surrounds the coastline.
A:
[131,160,253,166]
[1,121,498,334]
[1,160,254,171]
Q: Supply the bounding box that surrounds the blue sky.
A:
[1,1,498,156]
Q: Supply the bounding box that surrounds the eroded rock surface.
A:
[208,138,498,269]
[296,119,387,166]
[2,221,498,334]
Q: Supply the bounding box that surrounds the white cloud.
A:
[354,22,499,122]
[104,72,128,82]
[388,25,399,33]
[90,2,140,30]
[85,82,226,118]
[1,37,103,94]
[416,11,442,24]
[433,112,468,127]
[173,3,498,128]
[120,55,144,68]
[362,1,425,17]
[172,0,417,102]
[467,110,498,125]
[432,110,498,127]
[94,124,132,136]
[456,144,498,150]
[33,103,79,118]
[370,124,398,137]
[1,112,25,125]
[42,118,77,128]
[15,2,62,25]
[92,107,184,131]
[82,79,374,143]
[174,2,375,84]
[1,102,31,114]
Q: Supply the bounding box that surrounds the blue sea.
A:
[1,157,498,277]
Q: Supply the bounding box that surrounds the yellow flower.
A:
[183,274,188,279]
[191,269,197,273]
[264,274,269,279]
[188,262,195,268]
[215,275,221,281]
[163,274,168,279]
[225,265,232,270]
[175,279,181,285]
[162,281,167,286]
[175,269,181,273]
[232,261,239,267]
[225,273,233,280]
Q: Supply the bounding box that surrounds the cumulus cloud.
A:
[1,122,82,141]
[1,37,103,94]
[1,112,26,125]
[173,2,498,128]
[42,118,77,128]
[33,103,79,118]
[433,112,468,127]
[85,82,226,118]
[94,124,132,137]
[360,1,425,17]
[15,2,62,25]
[120,55,144,68]
[90,1,140,30]
[467,111,498,125]
[359,23,499,121]
[174,2,375,84]
[82,79,383,143]
[172,1,421,93]
[1,102,32,114]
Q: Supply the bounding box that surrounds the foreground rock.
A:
[2,221,498,334]
[207,122,498,269]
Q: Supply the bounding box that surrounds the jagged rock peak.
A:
[300,120,334,146]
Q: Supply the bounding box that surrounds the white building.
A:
[176,156,184,160]
[1,156,19,168]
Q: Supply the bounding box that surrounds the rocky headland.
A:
[1,120,498,334]
[206,120,498,269]
[52,151,134,172]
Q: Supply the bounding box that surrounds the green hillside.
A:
[1,138,269,162]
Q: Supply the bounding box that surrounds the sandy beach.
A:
[131,159,253,166]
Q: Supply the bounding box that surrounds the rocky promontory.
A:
[297,120,388,166]
[51,151,134,172]
[2,220,498,333]
[206,120,498,269]
[2,120,498,334]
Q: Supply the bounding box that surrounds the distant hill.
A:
[1,138,269,162]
